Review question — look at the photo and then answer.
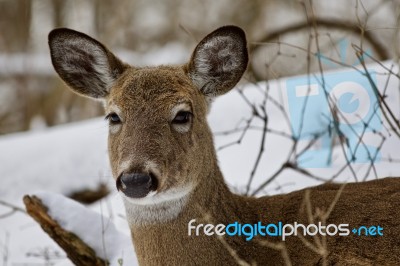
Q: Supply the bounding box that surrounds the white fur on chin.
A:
[121,184,193,225]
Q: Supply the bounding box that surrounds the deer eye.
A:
[105,113,121,124]
[172,111,192,124]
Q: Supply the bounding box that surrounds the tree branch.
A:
[23,195,107,266]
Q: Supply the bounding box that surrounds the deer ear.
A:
[187,26,248,97]
[48,28,127,99]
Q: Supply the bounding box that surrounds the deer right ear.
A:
[187,26,248,98]
[48,28,127,99]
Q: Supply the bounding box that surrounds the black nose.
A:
[116,172,157,198]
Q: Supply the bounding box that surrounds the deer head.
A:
[49,26,248,222]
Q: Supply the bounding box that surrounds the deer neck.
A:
[128,165,257,265]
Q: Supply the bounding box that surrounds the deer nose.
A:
[116,172,157,198]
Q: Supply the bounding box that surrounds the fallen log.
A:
[23,195,107,266]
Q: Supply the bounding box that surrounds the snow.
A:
[0,60,399,264]
[0,119,110,201]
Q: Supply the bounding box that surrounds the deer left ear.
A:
[187,26,248,97]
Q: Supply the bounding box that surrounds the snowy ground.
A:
[1,60,400,265]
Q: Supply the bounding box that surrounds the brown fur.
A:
[133,175,400,265]
[49,26,400,265]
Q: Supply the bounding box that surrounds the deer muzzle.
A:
[116,172,158,198]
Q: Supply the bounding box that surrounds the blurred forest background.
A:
[0,0,400,135]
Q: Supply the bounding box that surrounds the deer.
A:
[48,25,400,265]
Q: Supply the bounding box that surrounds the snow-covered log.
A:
[23,195,106,266]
